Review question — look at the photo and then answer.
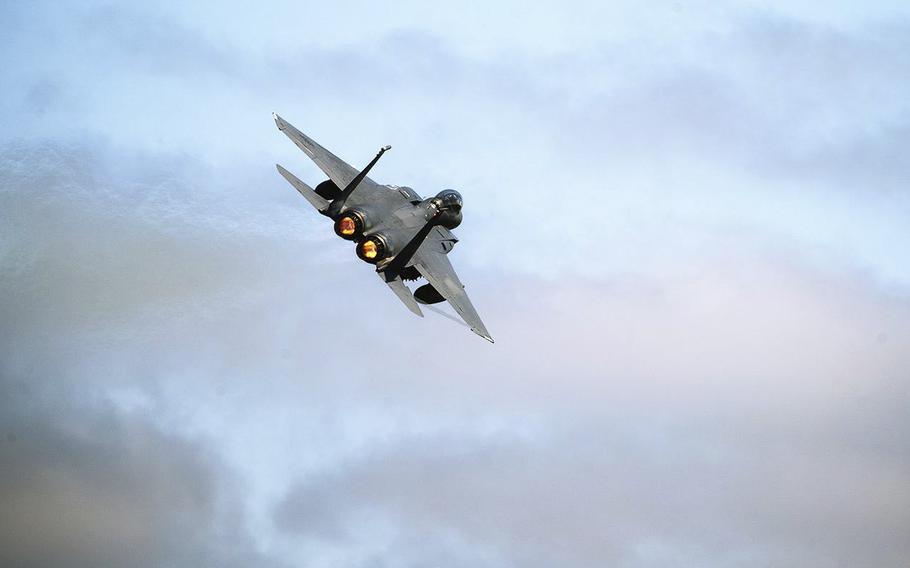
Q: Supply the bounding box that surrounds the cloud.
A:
[1,2,909,567]
[271,416,908,567]
[262,255,910,567]
[2,129,909,567]
[0,141,289,567]
[0,377,277,568]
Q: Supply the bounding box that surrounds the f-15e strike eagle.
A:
[273,113,493,343]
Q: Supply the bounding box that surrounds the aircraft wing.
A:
[413,236,493,343]
[273,113,386,205]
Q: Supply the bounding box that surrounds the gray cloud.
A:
[265,259,910,567]
[2,2,910,567]
[0,379,275,568]
[0,141,289,567]
[2,129,909,566]
[272,418,909,567]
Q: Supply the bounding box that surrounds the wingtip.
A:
[405,295,424,318]
[272,112,283,128]
[473,329,494,343]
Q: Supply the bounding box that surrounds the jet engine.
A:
[333,209,369,240]
[356,234,390,264]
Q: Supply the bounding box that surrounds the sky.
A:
[1,1,908,566]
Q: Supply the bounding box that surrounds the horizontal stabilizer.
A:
[276,164,330,213]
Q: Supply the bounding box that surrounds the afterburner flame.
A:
[334,212,364,240]
[355,235,385,263]
[338,216,357,236]
[360,239,378,259]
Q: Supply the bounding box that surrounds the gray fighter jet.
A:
[273,113,493,343]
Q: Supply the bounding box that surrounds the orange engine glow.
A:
[356,235,386,263]
[338,216,357,236]
[334,211,365,240]
[360,240,378,259]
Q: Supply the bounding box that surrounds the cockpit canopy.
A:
[436,189,463,211]
[431,189,463,230]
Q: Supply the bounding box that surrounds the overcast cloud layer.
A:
[1,1,909,567]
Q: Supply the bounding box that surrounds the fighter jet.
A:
[273,113,493,343]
